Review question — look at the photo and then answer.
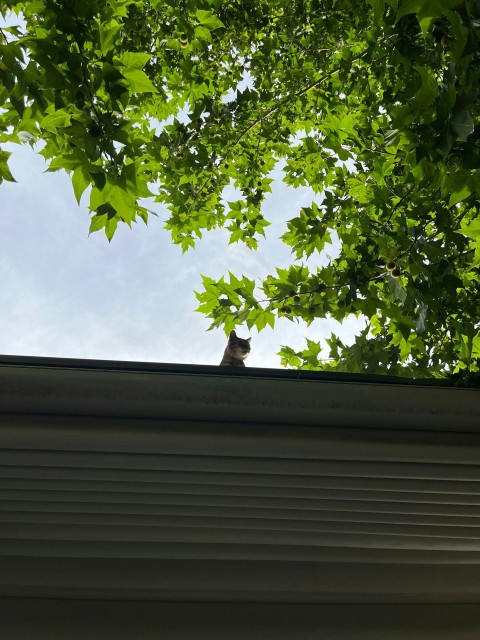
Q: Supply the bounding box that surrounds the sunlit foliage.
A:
[1,0,479,377]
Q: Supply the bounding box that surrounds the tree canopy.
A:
[1,0,479,378]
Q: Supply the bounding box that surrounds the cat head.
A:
[228,330,251,360]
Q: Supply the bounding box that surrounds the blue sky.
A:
[0,142,363,367]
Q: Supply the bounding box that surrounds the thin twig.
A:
[187,46,382,213]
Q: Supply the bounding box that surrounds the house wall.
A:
[2,357,480,636]
[1,600,480,640]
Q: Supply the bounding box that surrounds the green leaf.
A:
[89,213,108,235]
[366,0,386,23]
[447,174,474,207]
[121,68,157,93]
[105,216,118,241]
[108,184,136,224]
[459,217,480,242]
[390,330,412,361]
[194,25,212,41]
[253,309,275,331]
[195,10,224,29]
[47,154,83,172]
[162,38,181,51]
[102,62,125,83]
[72,166,90,205]
[91,181,136,223]
[99,22,122,55]
[472,333,480,359]
[396,0,461,24]
[413,65,438,111]
[40,109,71,131]
[119,52,151,70]
[451,110,475,141]
[0,150,16,183]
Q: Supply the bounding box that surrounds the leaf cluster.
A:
[1,0,480,376]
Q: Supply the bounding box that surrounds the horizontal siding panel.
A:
[3,418,480,463]
[3,479,480,505]
[4,488,480,516]
[3,497,479,517]
[2,512,480,539]
[3,521,480,550]
[2,450,480,480]
[3,504,480,527]
[3,538,480,566]
[2,465,480,495]
[2,360,480,603]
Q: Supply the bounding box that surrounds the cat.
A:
[219,330,251,366]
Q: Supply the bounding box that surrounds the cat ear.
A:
[247,337,251,343]
[229,330,237,339]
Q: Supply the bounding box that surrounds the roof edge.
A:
[0,353,470,387]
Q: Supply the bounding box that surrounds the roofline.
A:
[0,353,469,387]
[1,354,480,432]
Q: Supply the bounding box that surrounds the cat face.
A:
[229,330,251,359]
